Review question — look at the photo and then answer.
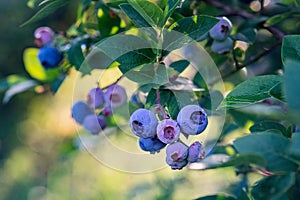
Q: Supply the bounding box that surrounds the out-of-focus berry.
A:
[139,137,166,154]
[87,87,105,109]
[104,84,127,108]
[166,142,188,170]
[177,105,208,135]
[157,119,180,144]
[102,106,113,117]
[82,114,106,135]
[71,101,93,124]
[211,37,234,54]
[209,17,232,41]
[130,108,158,138]
[38,46,63,69]
[34,26,54,47]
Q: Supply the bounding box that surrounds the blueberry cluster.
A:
[34,27,63,69]
[129,105,208,170]
[72,84,127,135]
[209,17,234,54]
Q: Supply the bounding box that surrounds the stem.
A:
[101,74,125,90]
[156,89,168,119]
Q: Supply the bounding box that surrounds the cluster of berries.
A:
[209,17,234,54]
[34,27,63,69]
[129,105,208,170]
[71,84,127,134]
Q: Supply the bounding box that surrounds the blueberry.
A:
[130,108,158,138]
[209,17,232,41]
[82,114,106,135]
[38,46,63,69]
[187,141,205,163]
[139,137,166,154]
[177,105,208,135]
[104,84,127,108]
[166,142,188,170]
[34,27,54,47]
[71,101,93,124]
[211,37,234,54]
[87,87,105,109]
[157,119,180,144]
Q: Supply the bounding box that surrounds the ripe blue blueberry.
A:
[187,141,205,163]
[177,105,208,135]
[166,142,188,170]
[38,46,63,69]
[139,137,166,154]
[211,37,234,54]
[209,17,232,41]
[82,114,106,135]
[130,108,158,138]
[71,101,93,124]
[34,27,54,47]
[157,119,180,144]
[87,87,105,109]
[104,84,127,108]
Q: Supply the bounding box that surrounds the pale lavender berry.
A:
[71,101,93,124]
[34,26,54,47]
[157,119,180,144]
[139,137,166,154]
[87,87,105,109]
[82,114,106,135]
[104,84,127,108]
[177,105,208,135]
[209,17,232,41]
[211,37,234,54]
[166,142,188,170]
[130,109,158,138]
[187,141,205,163]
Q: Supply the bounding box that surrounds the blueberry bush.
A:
[2,0,300,199]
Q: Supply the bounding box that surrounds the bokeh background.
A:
[0,1,255,199]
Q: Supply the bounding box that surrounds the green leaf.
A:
[169,15,218,42]
[288,132,300,161]
[21,0,70,27]
[283,59,300,124]
[232,28,256,44]
[145,88,180,119]
[233,132,299,171]
[50,75,65,94]
[23,48,60,82]
[68,41,85,71]
[220,75,283,109]
[169,60,189,73]
[3,80,38,104]
[127,0,164,28]
[0,75,28,92]
[282,35,300,62]
[250,121,288,137]
[265,12,292,27]
[251,173,295,200]
[120,3,151,28]
[195,195,236,200]
[97,4,122,37]
[218,154,267,168]
[163,0,181,23]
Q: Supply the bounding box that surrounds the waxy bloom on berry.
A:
[130,109,158,138]
[157,119,180,144]
[166,142,188,170]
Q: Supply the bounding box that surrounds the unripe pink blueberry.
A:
[209,17,232,41]
[34,26,54,47]
[104,84,127,108]
[130,108,158,138]
[87,87,105,109]
[82,114,106,135]
[187,141,205,163]
[211,37,234,54]
[71,101,93,124]
[166,142,188,170]
[177,105,208,135]
[157,119,180,144]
